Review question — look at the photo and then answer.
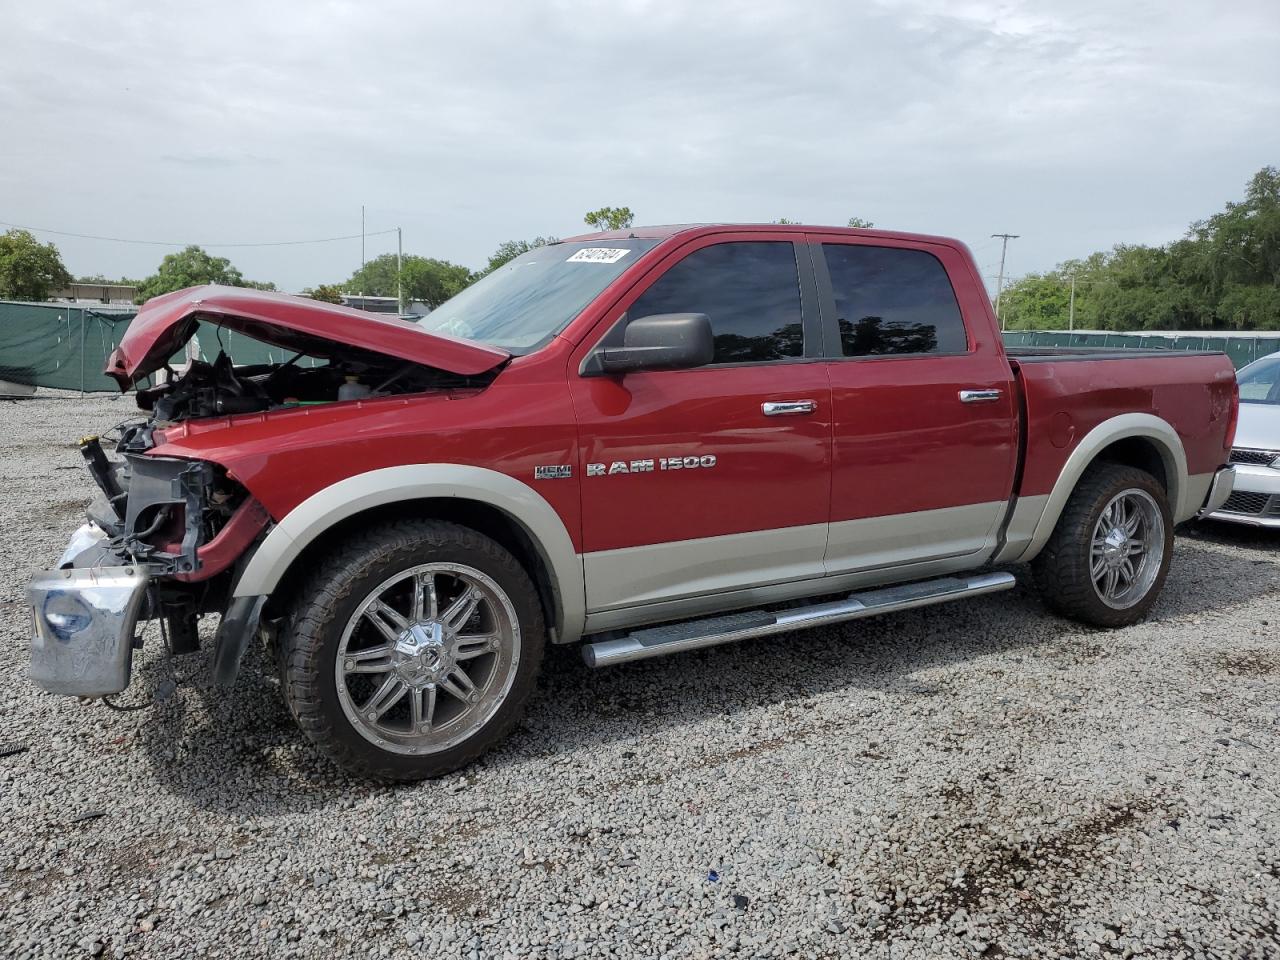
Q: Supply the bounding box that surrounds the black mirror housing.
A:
[584,313,714,376]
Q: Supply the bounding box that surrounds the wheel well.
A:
[1093,436,1169,493]
[265,498,561,637]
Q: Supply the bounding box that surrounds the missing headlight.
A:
[122,456,215,575]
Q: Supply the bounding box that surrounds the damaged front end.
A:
[29,284,510,701]
[28,433,270,699]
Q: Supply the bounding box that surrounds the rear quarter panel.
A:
[1014,352,1237,499]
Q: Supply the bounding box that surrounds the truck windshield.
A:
[416,239,660,352]
[1237,354,1280,404]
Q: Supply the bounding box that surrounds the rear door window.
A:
[822,244,967,357]
[629,241,804,364]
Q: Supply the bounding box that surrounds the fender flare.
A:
[1015,413,1189,564]
[231,463,586,643]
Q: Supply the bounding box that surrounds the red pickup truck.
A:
[29,224,1238,780]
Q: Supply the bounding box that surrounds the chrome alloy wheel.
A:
[1089,489,1165,610]
[334,563,521,755]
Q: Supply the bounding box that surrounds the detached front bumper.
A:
[28,525,149,697]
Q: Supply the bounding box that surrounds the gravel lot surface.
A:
[2,390,1279,959]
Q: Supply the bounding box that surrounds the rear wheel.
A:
[281,519,544,780]
[1032,463,1172,627]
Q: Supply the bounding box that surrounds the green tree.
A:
[771,217,799,224]
[302,283,344,304]
[137,245,273,302]
[846,217,875,228]
[1000,167,1280,331]
[483,236,558,274]
[583,206,635,231]
[0,229,73,300]
[999,273,1072,330]
[344,254,473,308]
[401,258,473,308]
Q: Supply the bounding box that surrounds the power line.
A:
[0,219,399,249]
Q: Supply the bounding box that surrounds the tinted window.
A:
[629,242,803,363]
[822,244,966,357]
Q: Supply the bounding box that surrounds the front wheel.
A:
[1032,463,1173,628]
[281,519,545,781]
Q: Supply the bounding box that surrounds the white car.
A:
[1209,351,1280,527]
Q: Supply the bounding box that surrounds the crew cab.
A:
[28,224,1238,780]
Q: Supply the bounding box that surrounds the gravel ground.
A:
[1,390,1279,960]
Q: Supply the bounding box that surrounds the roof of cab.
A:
[560,223,965,248]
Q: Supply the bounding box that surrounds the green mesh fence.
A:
[0,302,320,392]
[0,302,135,392]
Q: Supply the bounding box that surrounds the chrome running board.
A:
[581,571,1017,668]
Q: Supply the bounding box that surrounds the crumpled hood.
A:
[105,285,510,388]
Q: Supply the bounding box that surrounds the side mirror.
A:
[583,313,714,376]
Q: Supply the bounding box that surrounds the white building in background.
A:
[50,283,139,305]
[340,294,432,318]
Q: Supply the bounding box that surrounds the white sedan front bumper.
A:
[1206,461,1280,528]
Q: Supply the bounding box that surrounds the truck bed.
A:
[1007,348,1237,523]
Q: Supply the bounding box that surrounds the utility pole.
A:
[991,233,1019,329]
[396,227,403,317]
[1068,272,1077,332]
[361,205,366,271]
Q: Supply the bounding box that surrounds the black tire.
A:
[281,519,545,781]
[1032,463,1173,628]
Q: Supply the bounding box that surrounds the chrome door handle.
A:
[762,399,817,416]
[958,389,1003,404]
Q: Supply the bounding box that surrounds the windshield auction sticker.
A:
[567,248,631,264]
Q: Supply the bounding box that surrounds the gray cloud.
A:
[1,0,1277,291]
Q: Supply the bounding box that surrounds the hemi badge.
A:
[534,465,573,480]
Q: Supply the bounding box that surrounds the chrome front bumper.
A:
[28,526,149,697]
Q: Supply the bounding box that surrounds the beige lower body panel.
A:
[1177,472,1215,524]
[584,523,827,613]
[992,494,1050,565]
[824,501,1006,572]
[582,501,1009,632]
[582,552,998,635]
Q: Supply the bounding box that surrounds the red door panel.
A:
[827,353,1017,521]
[811,235,1019,571]
[567,235,833,613]
[572,364,832,553]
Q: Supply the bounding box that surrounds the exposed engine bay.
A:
[73,344,494,580]
[70,328,503,582]
[133,348,474,424]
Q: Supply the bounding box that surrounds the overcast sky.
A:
[2,0,1277,293]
